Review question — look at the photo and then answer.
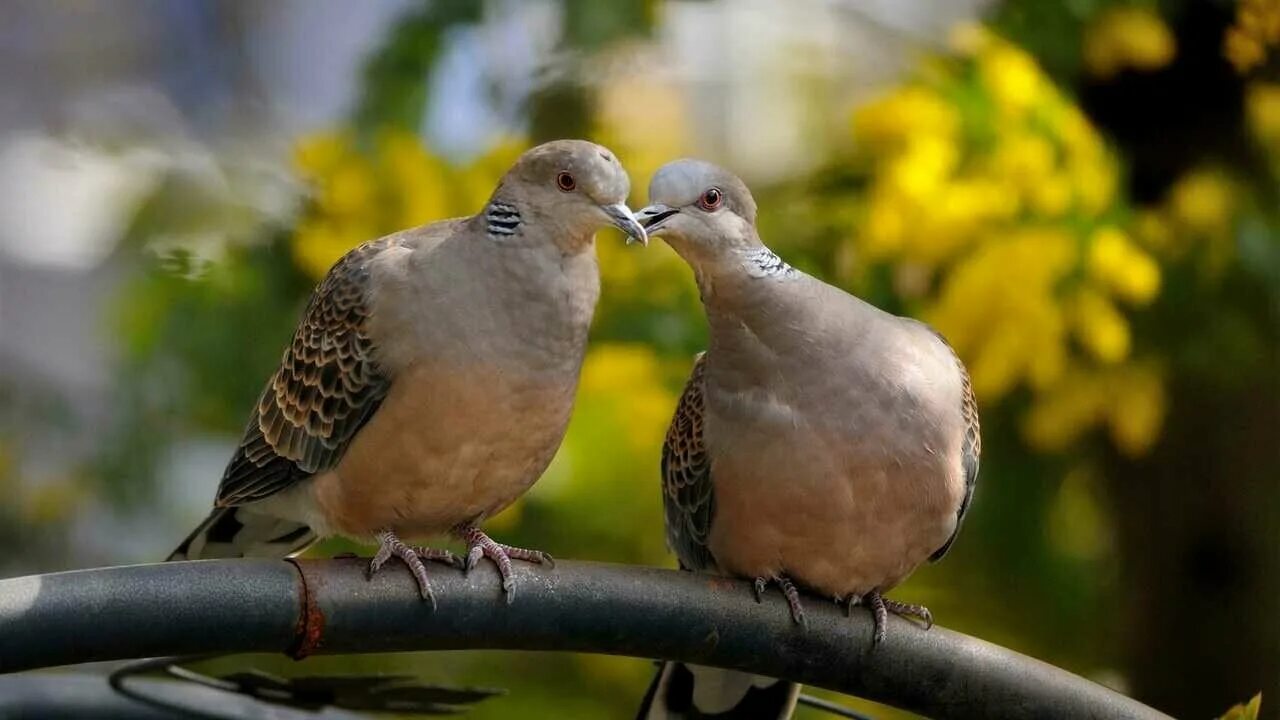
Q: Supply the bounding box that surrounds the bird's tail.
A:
[167,506,317,561]
[637,662,800,720]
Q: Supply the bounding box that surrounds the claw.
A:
[751,575,807,627]
[465,544,485,573]
[867,591,887,646]
[884,597,934,630]
[458,525,552,603]
[862,590,933,647]
[368,530,438,610]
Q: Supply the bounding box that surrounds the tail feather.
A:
[168,507,317,561]
[638,662,799,719]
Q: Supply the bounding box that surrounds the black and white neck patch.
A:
[486,202,521,238]
[744,247,797,279]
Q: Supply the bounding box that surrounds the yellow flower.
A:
[861,190,908,259]
[1056,105,1107,166]
[1225,0,1280,71]
[319,156,376,219]
[1226,27,1267,71]
[1218,693,1263,720]
[1083,7,1176,79]
[375,129,450,227]
[292,217,375,280]
[992,132,1056,189]
[968,327,1028,401]
[454,138,527,213]
[928,229,1075,400]
[887,136,959,199]
[1022,369,1107,451]
[1246,82,1280,152]
[1168,169,1235,236]
[579,344,676,454]
[979,43,1043,115]
[846,25,1168,455]
[853,87,959,151]
[293,130,353,178]
[289,128,530,280]
[1067,154,1119,216]
[1106,362,1166,456]
[1070,288,1131,363]
[1133,208,1176,254]
[1088,227,1161,305]
[1030,174,1073,216]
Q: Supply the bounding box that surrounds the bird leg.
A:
[410,546,466,570]
[862,589,933,646]
[367,529,457,610]
[457,525,554,603]
[753,575,807,627]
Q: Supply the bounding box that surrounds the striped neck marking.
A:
[744,246,797,279]
[486,202,521,238]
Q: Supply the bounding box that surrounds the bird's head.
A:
[498,139,647,247]
[635,159,758,263]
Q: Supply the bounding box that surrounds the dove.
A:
[169,139,647,607]
[634,159,979,718]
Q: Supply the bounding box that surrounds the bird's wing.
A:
[929,332,981,561]
[215,239,394,507]
[661,353,718,571]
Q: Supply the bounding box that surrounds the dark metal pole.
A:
[0,559,1171,720]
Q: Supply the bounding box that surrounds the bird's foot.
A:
[753,575,807,627]
[411,546,467,570]
[458,525,554,604]
[368,529,456,610]
[863,589,933,646]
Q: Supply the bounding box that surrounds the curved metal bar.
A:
[0,559,1170,719]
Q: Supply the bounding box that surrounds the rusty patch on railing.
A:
[285,558,325,659]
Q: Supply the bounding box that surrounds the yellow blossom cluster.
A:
[1246,81,1280,159]
[1083,6,1176,79]
[1225,0,1280,72]
[1134,167,1239,279]
[291,128,525,279]
[850,27,1166,455]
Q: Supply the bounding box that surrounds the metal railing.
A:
[0,558,1171,719]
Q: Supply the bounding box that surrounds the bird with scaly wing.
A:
[169,140,647,607]
[634,159,980,719]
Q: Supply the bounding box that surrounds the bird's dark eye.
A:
[556,172,576,192]
[698,187,723,211]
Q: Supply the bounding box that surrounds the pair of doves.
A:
[168,140,980,720]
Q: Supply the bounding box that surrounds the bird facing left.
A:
[168,139,647,607]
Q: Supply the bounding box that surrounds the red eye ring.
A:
[698,187,723,211]
[556,171,576,192]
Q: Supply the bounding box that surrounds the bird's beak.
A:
[636,204,679,236]
[601,203,648,246]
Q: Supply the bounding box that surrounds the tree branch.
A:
[0,559,1169,719]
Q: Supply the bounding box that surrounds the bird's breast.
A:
[703,375,965,598]
[313,358,580,540]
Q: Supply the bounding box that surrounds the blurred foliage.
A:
[87,0,1280,718]
[290,128,525,279]
[1083,6,1177,79]
[1225,0,1280,71]
[352,0,483,134]
[1222,694,1265,720]
[845,26,1165,455]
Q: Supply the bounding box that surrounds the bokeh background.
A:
[1,1,1276,718]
